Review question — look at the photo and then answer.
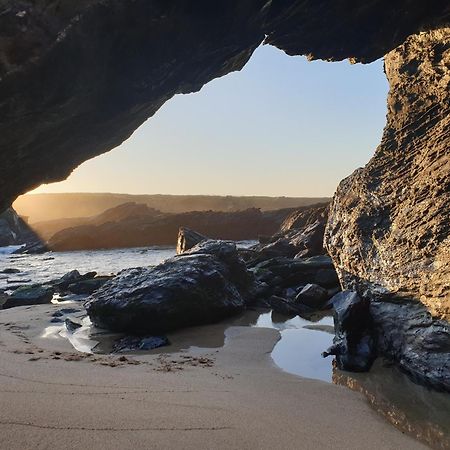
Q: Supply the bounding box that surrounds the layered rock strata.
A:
[325,29,450,390]
[1,1,449,211]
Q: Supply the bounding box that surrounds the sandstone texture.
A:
[325,29,450,390]
[325,29,450,320]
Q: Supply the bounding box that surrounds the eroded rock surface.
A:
[326,29,450,320]
[1,2,449,211]
[325,29,450,390]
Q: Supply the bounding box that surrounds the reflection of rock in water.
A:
[333,360,450,450]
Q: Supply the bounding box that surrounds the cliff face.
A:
[324,29,450,390]
[0,207,44,251]
[325,29,450,320]
[0,1,449,211]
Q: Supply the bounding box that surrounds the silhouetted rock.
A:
[176,227,207,254]
[47,206,292,251]
[2,284,54,309]
[0,1,447,211]
[85,240,252,334]
[0,208,46,253]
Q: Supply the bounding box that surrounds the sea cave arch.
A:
[0,1,449,389]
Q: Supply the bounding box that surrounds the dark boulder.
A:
[54,270,97,291]
[370,300,450,392]
[323,291,376,372]
[295,283,329,309]
[67,276,112,295]
[85,240,252,334]
[2,284,54,309]
[268,295,314,317]
[254,204,329,258]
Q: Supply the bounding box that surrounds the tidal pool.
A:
[44,307,450,449]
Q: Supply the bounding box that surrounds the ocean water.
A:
[0,246,176,290]
[0,241,256,290]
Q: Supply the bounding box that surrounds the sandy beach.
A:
[0,304,428,450]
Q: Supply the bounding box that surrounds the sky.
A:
[32,44,389,198]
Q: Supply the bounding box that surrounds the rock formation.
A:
[0,1,449,211]
[0,2,449,390]
[0,207,46,253]
[44,204,291,251]
[85,240,253,333]
[325,29,450,320]
[253,203,329,258]
[325,29,450,390]
[176,227,207,254]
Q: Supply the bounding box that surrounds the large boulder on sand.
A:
[85,240,253,334]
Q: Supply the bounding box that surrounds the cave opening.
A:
[14,44,389,224]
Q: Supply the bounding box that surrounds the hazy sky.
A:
[33,44,389,197]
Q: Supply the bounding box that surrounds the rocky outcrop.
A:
[1,2,449,211]
[46,205,291,251]
[85,240,253,334]
[0,207,46,252]
[325,29,450,320]
[253,204,329,258]
[325,29,450,389]
[53,270,113,296]
[0,2,449,391]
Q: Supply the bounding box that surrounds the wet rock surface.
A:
[85,240,253,334]
[370,300,450,392]
[53,270,113,296]
[112,335,170,353]
[323,291,376,372]
[2,284,54,309]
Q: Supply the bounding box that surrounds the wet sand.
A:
[0,304,427,450]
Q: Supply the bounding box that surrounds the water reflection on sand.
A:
[43,307,449,449]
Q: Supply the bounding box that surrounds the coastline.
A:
[0,305,426,450]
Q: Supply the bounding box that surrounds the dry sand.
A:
[0,304,427,450]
